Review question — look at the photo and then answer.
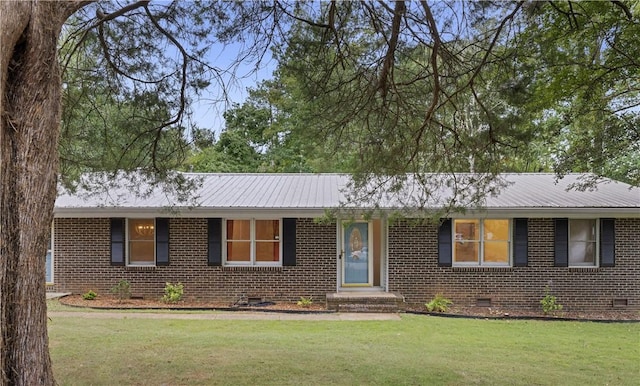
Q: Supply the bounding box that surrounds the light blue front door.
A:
[342,222,372,286]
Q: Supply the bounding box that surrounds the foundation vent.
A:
[476,298,492,307]
[612,299,628,308]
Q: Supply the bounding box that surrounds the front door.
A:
[341,222,373,286]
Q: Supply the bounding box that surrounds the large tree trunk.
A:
[1,2,85,384]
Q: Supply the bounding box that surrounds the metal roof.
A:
[54,173,640,218]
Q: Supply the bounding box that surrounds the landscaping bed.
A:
[57,295,640,321]
[407,305,640,322]
[59,294,328,312]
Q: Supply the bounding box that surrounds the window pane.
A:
[455,219,480,241]
[454,220,479,263]
[484,220,509,241]
[45,251,52,283]
[45,235,52,282]
[256,241,279,262]
[256,220,279,240]
[569,241,596,265]
[454,241,479,262]
[129,242,155,263]
[227,220,250,240]
[484,241,509,263]
[570,219,596,242]
[227,241,250,262]
[129,219,154,241]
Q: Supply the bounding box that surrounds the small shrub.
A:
[110,279,132,301]
[162,282,184,303]
[82,290,97,300]
[297,296,313,307]
[426,293,453,313]
[540,286,563,314]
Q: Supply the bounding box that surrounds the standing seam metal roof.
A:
[54,173,640,211]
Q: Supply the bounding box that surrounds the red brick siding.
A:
[53,217,639,311]
[53,218,336,302]
[388,218,640,311]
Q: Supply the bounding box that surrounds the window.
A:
[128,219,155,265]
[453,219,510,266]
[569,219,597,266]
[225,219,280,265]
[45,226,53,283]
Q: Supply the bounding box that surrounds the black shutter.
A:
[438,219,452,267]
[600,218,615,267]
[554,218,569,267]
[513,218,528,267]
[282,218,297,266]
[207,218,222,266]
[156,218,170,266]
[110,218,125,266]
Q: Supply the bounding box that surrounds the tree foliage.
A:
[58,1,640,191]
[200,1,638,204]
[514,1,640,185]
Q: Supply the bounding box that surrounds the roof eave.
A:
[54,206,640,219]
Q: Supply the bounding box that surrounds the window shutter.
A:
[207,218,222,266]
[282,218,297,266]
[600,218,615,267]
[438,219,452,267]
[156,218,170,266]
[554,218,569,267]
[110,218,125,266]
[513,218,528,267]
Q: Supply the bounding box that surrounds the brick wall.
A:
[53,218,337,303]
[53,217,639,311]
[388,218,640,311]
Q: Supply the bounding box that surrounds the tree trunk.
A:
[1,2,86,384]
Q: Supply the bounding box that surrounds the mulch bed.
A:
[59,295,328,312]
[406,306,640,322]
[58,295,640,321]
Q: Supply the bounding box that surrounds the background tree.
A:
[514,1,640,185]
[236,1,638,193]
[184,84,354,173]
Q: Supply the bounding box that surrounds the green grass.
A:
[48,314,640,385]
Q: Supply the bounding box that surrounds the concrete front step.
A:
[326,292,405,313]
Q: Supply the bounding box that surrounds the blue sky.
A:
[190,42,276,136]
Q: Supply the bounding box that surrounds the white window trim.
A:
[126,218,156,266]
[223,219,282,266]
[452,219,512,267]
[568,219,599,268]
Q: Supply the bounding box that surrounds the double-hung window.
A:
[225,219,281,265]
[128,219,155,265]
[568,219,597,266]
[453,219,510,266]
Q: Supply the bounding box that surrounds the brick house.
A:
[49,173,640,312]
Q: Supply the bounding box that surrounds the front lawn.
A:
[48,313,639,385]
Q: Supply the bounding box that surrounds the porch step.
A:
[326,292,405,313]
